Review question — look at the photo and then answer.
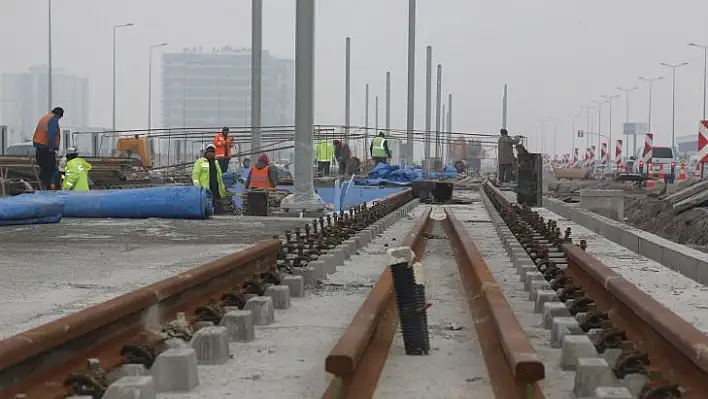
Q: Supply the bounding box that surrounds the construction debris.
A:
[665,179,708,214]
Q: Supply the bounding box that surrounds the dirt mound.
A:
[624,194,708,248]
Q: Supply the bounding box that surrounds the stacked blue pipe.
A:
[0,195,64,226]
[38,186,213,219]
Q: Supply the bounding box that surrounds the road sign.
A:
[623,122,648,136]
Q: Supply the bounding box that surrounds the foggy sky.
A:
[2,0,708,158]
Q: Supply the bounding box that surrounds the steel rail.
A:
[323,207,432,399]
[483,180,708,398]
[443,208,545,398]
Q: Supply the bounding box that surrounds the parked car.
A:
[632,146,676,183]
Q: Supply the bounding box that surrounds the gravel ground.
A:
[159,207,425,399]
[534,207,708,334]
[374,206,494,399]
[450,192,577,399]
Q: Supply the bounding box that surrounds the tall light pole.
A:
[344,37,351,144]
[112,23,134,132]
[48,0,53,111]
[601,94,620,162]
[689,42,708,120]
[405,0,416,165]
[660,62,689,152]
[639,76,663,146]
[592,100,605,160]
[148,42,168,133]
[616,86,638,154]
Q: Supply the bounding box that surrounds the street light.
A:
[148,42,168,133]
[616,86,639,154]
[689,43,707,120]
[592,100,606,161]
[112,23,135,132]
[660,62,689,151]
[601,94,620,162]
[48,0,53,111]
[639,76,664,141]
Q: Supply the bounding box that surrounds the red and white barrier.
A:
[698,121,708,166]
[573,148,579,167]
[643,133,653,163]
[600,142,608,166]
[616,140,623,172]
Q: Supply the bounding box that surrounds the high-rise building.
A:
[162,46,294,131]
[1,65,89,145]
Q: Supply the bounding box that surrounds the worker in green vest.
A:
[370,131,392,165]
[62,147,92,191]
[315,138,334,176]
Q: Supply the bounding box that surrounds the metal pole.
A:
[435,64,442,160]
[148,48,153,133]
[447,94,452,166]
[252,0,263,154]
[704,47,707,120]
[112,23,133,132]
[441,105,445,162]
[424,45,432,165]
[364,83,369,162]
[405,0,416,165]
[672,69,676,151]
[48,0,52,111]
[281,0,323,211]
[375,96,379,134]
[345,37,351,144]
[502,84,508,129]
[385,71,391,133]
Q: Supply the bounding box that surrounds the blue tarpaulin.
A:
[37,186,213,219]
[0,195,64,226]
[354,163,460,186]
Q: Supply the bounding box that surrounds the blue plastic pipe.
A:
[0,195,64,225]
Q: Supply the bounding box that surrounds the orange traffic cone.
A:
[646,163,655,188]
[679,161,687,181]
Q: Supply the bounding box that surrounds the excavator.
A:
[115,135,154,168]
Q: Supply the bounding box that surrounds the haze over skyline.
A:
[2,0,708,158]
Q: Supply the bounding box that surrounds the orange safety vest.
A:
[33,113,60,148]
[250,166,274,189]
[213,134,232,159]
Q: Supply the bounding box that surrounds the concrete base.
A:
[151,348,199,392]
[244,296,275,325]
[107,363,148,384]
[518,265,537,281]
[103,376,156,399]
[292,267,318,288]
[193,321,214,331]
[281,275,305,297]
[551,317,583,348]
[523,271,545,291]
[279,192,326,212]
[527,280,551,301]
[560,334,598,370]
[189,326,230,365]
[543,302,571,329]
[265,285,291,309]
[621,373,650,397]
[594,386,633,398]
[308,260,328,279]
[219,310,255,342]
[534,290,559,313]
[318,253,337,274]
[574,357,618,398]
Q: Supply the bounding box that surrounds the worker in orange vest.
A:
[32,107,64,190]
[212,126,233,172]
[245,153,278,189]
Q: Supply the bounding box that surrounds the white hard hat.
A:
[204,144,216,152]
[66,146,78,155]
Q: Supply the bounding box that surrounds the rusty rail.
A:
[0,239,280,398]
[323,207,432,399]
[443,208,545,398]
[483,180,708,398]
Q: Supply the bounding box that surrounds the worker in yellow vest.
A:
[315,139,334,176]
[370,131,392,165]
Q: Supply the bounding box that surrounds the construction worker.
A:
[370,131,392,165]
[213,126,233,172]
[333,139,353,177]
[497,128,521,184]
[246,153,278,189]
[62,147,92,191]
[192,144,227,202]
[33,107,64,189]
[315,138,334,176]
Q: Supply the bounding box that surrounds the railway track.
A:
[323,203,546,398]
[482,181,708,399]
[0,190,414,399]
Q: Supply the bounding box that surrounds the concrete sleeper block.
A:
[244,296,275,325]
[518,265,537,281]
[103,376,157,399]
[308,261,327,280]
[189,326,230,365]
[543,302,571,329]
[265,285,291,309]
[594,386,633,398]
[151,348,199,392]
[292,266,317,288]
[107,364,148,384]
[528,280,551,301]
[561,335,599,370]
[574,357,618,398]
[524,271,546,292]
[281,275,305,298]
[318,254,337,274]
[219,310,255,342]
[534,290,559,313]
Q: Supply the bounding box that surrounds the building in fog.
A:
[1,65,89,145]
[676,134,698,157]
[162,46,294,132]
